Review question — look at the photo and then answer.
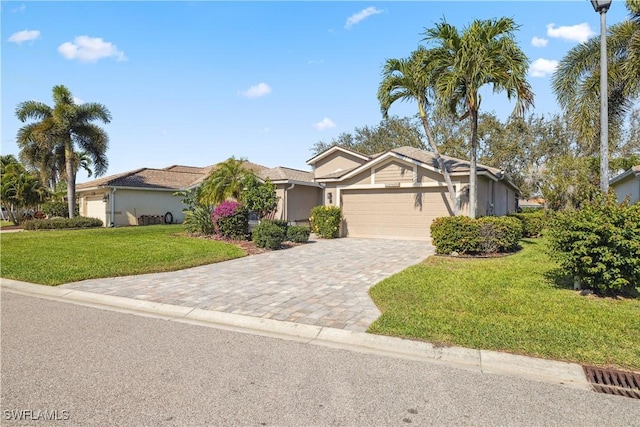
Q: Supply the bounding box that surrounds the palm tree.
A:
[200,157,254,206]
[423,18,534,218]
[378,47,460,214]
[0,155,48,224]
[552,0,640,157]
[15,85,111,218]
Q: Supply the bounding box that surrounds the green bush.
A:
[252,221,285,250]
[430,216,522,255]
[41,200,79,218]
[262,219,288,234]
[477,216,523,253]
[23,216,103,230]
[509,211,546,237]
[286,225,310,243]
[183,205,214,235]
[547,193,640,296]
[310,205,342,239]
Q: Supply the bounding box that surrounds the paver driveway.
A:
[62,238,434,331]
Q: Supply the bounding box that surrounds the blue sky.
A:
[1,1,631,182]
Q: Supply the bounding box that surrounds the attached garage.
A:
[340,187,453,241]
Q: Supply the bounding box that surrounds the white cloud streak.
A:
[344,7,382,30]
[546,23,595,43]
[240,82,272,98]
[58,36,127,63]
[530,58,559,78]
[531,37,548,47]
[313,117,336,130]
[8,29,40,44]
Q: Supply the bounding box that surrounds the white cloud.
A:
[530,58,559,78]
[313,117,336,130]
[58,36,127,63]
[12,4,26,13]
[73,97,84,105]
[8,29,40,44]
[531,37,548,48]
[307,59,325,65]
[240,82,272,98]
[344,6,383,30]
[546,23,595,43]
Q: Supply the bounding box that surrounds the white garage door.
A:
[341,188,452,240]
[85,196,107,225]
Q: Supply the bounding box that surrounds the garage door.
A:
[85,196,106,225]
[341,188,452,240]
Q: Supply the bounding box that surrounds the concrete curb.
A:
[1,279,591,391]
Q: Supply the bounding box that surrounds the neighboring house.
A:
[518,198,545,210]
[308,146,519,241]
[610,165,640,204]
[76,145,519,240]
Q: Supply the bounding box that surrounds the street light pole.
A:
[591,0,612,192]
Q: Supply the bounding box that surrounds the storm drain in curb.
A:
[583,365,640,399]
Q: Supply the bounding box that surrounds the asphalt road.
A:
[2,291,639,426]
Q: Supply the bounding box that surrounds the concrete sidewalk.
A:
[1,278,592,392]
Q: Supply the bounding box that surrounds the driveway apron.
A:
[61,238,434,331]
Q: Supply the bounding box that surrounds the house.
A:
[76,163,322,227]
[610,165,640,204]
[76,146,519,240]
[307,146,518,241]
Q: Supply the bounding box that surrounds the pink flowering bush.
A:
[211,200,249,240]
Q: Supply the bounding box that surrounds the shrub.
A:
[211,200,249,240]
[509,211,546,237]
[286,225,310,243]
[430,216,522,255]
[183,205,214,235]
[23,216,103,230]
[41,200,79,218]
[547,193,640,296]
[310,206,342,239]
[241,177,279,220]
[477,216,523,254]
[262,219,288,234]
[252,221,285,249]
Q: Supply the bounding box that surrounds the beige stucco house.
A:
[76,146,519,240]
[610,165,640,204]
[307,146,518,241]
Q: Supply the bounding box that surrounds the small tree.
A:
[1,155,49,224]
[241,176,278,220]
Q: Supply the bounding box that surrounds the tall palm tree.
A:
[0,155,48,224]
[200,157,254,206]
[15,85,111,218]
[378,47,459,215]
[423,18,534,218]
[552,0,640,157]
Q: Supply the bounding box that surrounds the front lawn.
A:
[0,225,246,285]
[368,238,640,371]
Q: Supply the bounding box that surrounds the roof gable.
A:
[306,146,371,165]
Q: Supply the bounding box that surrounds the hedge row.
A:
[508,211,547,237]
[252,221,311,249]
[430,216,523,255]
[23,216,103,230]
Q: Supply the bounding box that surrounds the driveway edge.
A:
[1,279,591,391]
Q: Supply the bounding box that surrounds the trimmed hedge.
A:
[310,205,342,239]
[262,219,288,234]
[286,225,310,243]
[509,211,546,237]
[23,216,103,230]
[547,193,640,296]
[430,216,522,255]
[252,221,285,250]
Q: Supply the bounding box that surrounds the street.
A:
[2,291,639,426]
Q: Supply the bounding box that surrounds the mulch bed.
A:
[184,233,305,255]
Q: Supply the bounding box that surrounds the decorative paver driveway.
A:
[62,238,434,331]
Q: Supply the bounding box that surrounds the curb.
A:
[1,278,591,391]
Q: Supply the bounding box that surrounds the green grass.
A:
[0,220,14,228]
[368,238,640,371]
[0,225,246,285]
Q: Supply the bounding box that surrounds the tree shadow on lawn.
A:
[544,267,575,290]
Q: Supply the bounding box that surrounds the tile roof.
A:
[76,166,211,191]
[259,166,315,183]
[390,146,503,177]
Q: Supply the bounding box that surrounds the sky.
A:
[1,1,632,183]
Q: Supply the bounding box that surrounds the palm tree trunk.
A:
[65,143,76,219]
[469,109,478,219]
[419,108,459,215]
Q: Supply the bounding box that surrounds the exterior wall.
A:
[492,180,517,216]
[373,160,414,184]
[612,176,640,203]
[80,192,109,225]
[273,187,286,220]
[111,189,185,226]
[313,151,367,178]
[477,177,492,217]
[286,185,322,224]
[417,168,445,184]
[340,170,371,186]
[323,183,338,207]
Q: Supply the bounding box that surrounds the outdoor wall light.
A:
[102,194,109,203]
[327,192,333,204]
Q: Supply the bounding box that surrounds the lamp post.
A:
[591,0,612,192]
